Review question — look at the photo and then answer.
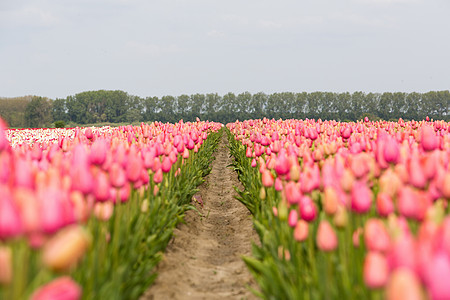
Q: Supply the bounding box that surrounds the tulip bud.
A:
[376,192,394,217]
[364,218,390,253]
[422,251,450,300]
[333,204,349,228]
[261,170,274,187]
[278,201,288,221]
[126,155,142,182]
[289,163,301,182]
[340,169,355,192]
[284,181,301,205]
[161,156,172,173]
[353,227,363,247]
[398,186,419,219]
[30,276,82,300]
[421,125,439,152]
[323,187,338,215]
[42,225,91,272]
[109,163,126,188]
[153,168,163,184]
[300,196,317,222]
[90,139,108,165]
[364,252,389,289]
[274,152,290,176]
[0,245,12,285]
[351,181,373,214]
[293,219,308,242]
[141,199,149,213]
[93,201,114,221]
[383,138,400,164]
[288,209,298,227]
[386,268,423,300]
[316,220,338,251]
[259,187,266,200]
[274,177,283,191]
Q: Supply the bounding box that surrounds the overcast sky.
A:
[0,0,449,99]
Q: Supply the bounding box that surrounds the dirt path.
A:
[140,133,259,300]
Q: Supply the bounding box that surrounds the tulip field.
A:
[228,118,450,300]
[1,116,450,300]
[0,118,222,299]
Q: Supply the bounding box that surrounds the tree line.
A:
[1,90,449,128]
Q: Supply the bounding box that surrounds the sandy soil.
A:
[140,133,259,300]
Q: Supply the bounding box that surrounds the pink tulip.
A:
[408,156,427,189]
[288,209,298,227]
[421,125,439,152]
[109,163,126,188]
[0,185,23,239]
[94,171,111,202]
[397,186,419,219]
[376,193,394,217]
[14,159,34,189]
[30,276,82,300]
[0,121,7,152]
[363,252,389,289]
[383,138,400,164]
[153,168,163,184]
[42,225,91,272]
[274,152,290,176]
[323,187,338,215]
[94,201,114,221]
[284,182,301,205]
[299,196,317,222]
[126,155,142,182]
[422,251,450,300]
[316,220,338,251]
[161,156,172,173]
[364,218,390,253]
[387,232,417,272]
[386,268,423,300]
[351,181,373,214]
[261,169,274,187]
[274,177,283,191]
[293,219,308,242]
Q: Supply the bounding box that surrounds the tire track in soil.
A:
[141,132,259,300]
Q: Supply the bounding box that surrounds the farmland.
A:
[1,116,450,299]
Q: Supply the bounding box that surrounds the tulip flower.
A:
[42,225,91,272]
[30,276,82,300]
[364,218,390,253]
[316,220,338,251]
[363,252,389,289]
[293,219,308,242]
[386,268,423,300]
[351,181,373,214]
[421,125,439,152]
[284,181,301,205]
[376,193,394,217]
[261,169,274,187]
[323,187,338,215]
[288,209,298,227]
[0,185,24,239]
[299,196,317,222]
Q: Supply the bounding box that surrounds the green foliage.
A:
[54,120,66,128]
[3,90,449,128]
[25,96,53,128]
[0,96,32,127]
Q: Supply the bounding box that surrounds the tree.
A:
[25,96,53,128]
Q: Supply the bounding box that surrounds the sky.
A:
[0,0,449,99]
